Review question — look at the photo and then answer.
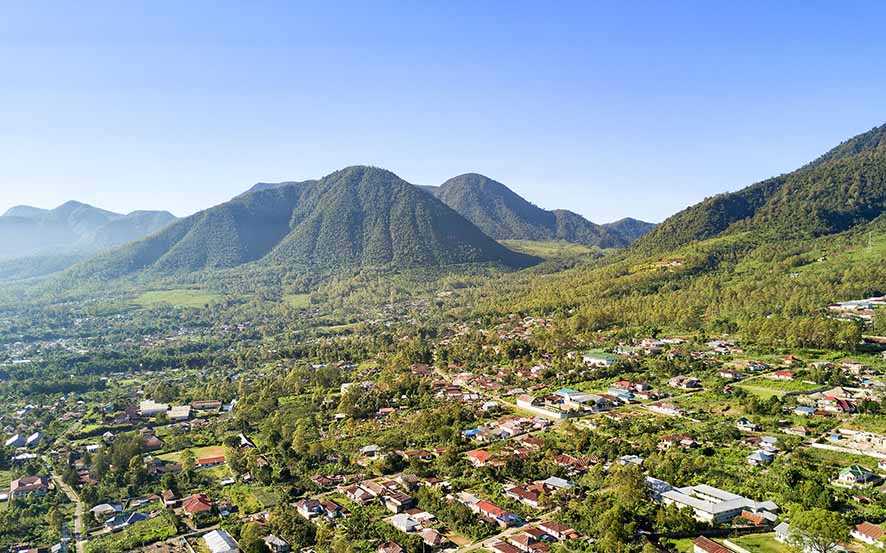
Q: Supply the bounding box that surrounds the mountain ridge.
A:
[66,166,538,282]
[0,201,177,262]
[635,123,886,252]
[429,173,654,248]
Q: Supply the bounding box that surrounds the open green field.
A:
[0,469,14,489]
[223,484,279,513]
[846,414,886,434]
[736,377,821,399]
[158,444,225,463]
[283,293,311,309]
[133,289,222,308]
[798,445,878,470]
[499,239,595,259]
[668,538,695,553]
[728,533,790,553]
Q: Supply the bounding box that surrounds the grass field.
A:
[736,378,821,399]
[134,289,221,308]
[728,533,790,553]
[158,444,225,463]
[283,293,311,309]
[798,445,878,470]
[499,240,596,259]
[846,414,886,434]
[223,484,279,513]
[668,538,695,553]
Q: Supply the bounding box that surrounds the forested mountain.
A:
[236,180,317,198]
[68,166,537,280]
[428,173,653,247]
[0,201,177,261]
[602,217,657,243]
[637,123,886,252]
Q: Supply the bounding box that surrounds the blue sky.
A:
[2,1,885,223]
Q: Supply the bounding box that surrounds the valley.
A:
[0,125,884,553]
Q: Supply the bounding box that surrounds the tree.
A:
[788,508,849,553]
[181,449,196,474]
[239,522,269,553]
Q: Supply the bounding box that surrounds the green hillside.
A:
[431,173,649,247]
[477,214,885,345]
[602,217,658,243]
[637,123,886,252]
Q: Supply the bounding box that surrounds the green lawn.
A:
[668,538,695,553]
[728,533,791,553]
[133,289,222,308]
[283,293,311,309]
[499,239,596,259]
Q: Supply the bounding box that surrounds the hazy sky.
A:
[2,1,885,223]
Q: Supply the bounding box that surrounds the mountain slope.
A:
[431,173,643,247]
[0,201,177,261]
[237,180,317,198]
[68,166,537,280]
[637,123,886,252]
[602,218,657,243]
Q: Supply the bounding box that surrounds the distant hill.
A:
[69,166,538,281]
[637,123,886,252]
[0,201,177,262]
[428,173,653,247]
[602,218,658,244]
[236,180,317,198]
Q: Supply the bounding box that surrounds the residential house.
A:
[692,536,732,553]
[204,529,239,553]
[9,475,48,498]
[296,499,323,519]
[505,484,544,509]
[837,465,880,487]
[391,513,419,533]
[649,403,683,417]
[139,400,169,417]
[343,485,374,504]
[774,522,791,543]
[197,455,226,468]
[466,449,492,467]
[182,493,213,516]
[747,450,775,466]
[105,511,147,532]
[384,491,415,513]
[161,489,178,507]
[4,434,24,448]
[537,521,580,541]
[167,405,191,422]
[378,542,404,553]
[852,522,885,548]
[264,535,290,553]
[476,500,522,528]
[420,528,445,548]
[736,418,761,432]
[490,542,523,553]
